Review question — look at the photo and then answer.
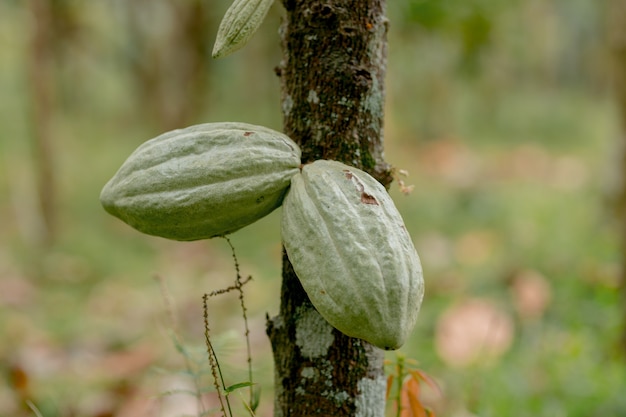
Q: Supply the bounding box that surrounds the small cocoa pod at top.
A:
[100,122,301,241]
[212,0,274,59]
[281,159,424,350]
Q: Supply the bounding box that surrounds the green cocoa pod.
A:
[101,122,301,241]
[281,160,424,350]
[212,0,274,59]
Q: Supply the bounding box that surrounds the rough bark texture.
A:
[266,1,391,416]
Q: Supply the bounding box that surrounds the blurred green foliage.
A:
[0,0,624,416]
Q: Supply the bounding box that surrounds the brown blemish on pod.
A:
[343,169,379,205]
[360,193,378,205]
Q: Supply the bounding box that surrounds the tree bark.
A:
[266,1,392,415]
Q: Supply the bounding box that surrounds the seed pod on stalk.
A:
[101,122,301,241]
[212,0,275,59]
[281,160,424,350]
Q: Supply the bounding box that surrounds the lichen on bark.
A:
[295,306,335,359]
[355,376,387,417]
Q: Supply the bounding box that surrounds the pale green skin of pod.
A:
[281,160,424,350]
[100,122,301,241]
[212,0,275,59]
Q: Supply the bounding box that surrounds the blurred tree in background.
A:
[608,0,626,354]
[26,0,82,245]
[21,0,215,246]
[121,0,214,131]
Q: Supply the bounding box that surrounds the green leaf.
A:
[224,381,254,394]
[250,385,261,412]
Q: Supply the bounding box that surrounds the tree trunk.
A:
[609,0,626,355]
[27,0,57,245]
[124,0,212,131]
[266,1,392,415]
